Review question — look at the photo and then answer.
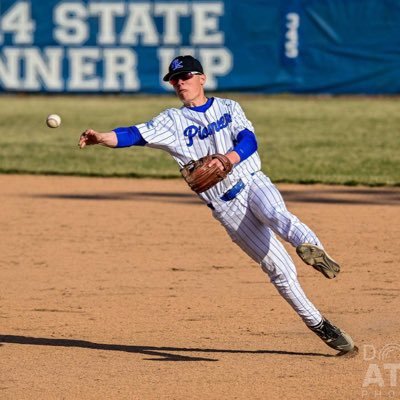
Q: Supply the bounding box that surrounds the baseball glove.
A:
[180,154,233,194]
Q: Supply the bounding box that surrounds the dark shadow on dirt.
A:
[29,187,400,206]
[0,334,336,362]
[29,192,202,205]
[280,188,400,206]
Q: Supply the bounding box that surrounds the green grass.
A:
[0,94,399,185]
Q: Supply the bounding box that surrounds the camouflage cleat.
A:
[309,318,355,353]
[296,244,340,279]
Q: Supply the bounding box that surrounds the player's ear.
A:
[200,74,206,86]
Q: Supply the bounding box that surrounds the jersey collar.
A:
[185,97,214,113]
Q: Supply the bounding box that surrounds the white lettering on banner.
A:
[54,3,88,45]
[154,3,189,45]
[0,48,22,89]
[67,47,140,91]
[88,2,125,45]
[191,2,224,45]
[0,46,140,91]
[68,48,101,90]
[52,1,224,46]
[103,48,139,90]
[24,47,63,90]
[120,3,159,45]
[285,13,300,58]
[0,1,35,44]
[158,47,232,90]
[0,1,232,91]
[199,48,232,88]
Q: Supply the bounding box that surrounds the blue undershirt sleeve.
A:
[233,128,258,161]
[113,126,148,147]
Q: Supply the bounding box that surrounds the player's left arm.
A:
[210,129,257,169]
[218,102,257,165]
[210,102,258,170]
[231,129,258,162]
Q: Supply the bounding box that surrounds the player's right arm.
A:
[79,110,175,150]
[78,126,147,149]
[79,129,118,149]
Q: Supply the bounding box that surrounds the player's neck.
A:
[183,95,208,108]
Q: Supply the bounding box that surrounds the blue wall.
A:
[0,0,399,93]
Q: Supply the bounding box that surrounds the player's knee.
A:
[260,203,288,223]
[261,257,296,281]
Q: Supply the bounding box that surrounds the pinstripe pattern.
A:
[249,174,322,248]
[135,96,324,327]
[135,97,261,204]
[211,179,322,326]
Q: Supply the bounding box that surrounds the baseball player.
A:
[79,55,355,354]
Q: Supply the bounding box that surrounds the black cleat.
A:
[309,318,355,353]
[296,244,340,279]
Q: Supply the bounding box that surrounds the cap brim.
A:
[163,69,198,82]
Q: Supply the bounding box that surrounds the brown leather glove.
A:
[180,154,233,194]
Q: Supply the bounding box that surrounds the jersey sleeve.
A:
[230,101,255,139]
[135,110,176,148]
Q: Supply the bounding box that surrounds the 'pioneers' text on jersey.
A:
[183,113,232,147]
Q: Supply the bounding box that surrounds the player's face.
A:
[169,72,206,105]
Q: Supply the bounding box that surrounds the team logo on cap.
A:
[171,59,183,71]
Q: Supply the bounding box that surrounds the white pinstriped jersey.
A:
[134,96,325,327]
[135,97,261,203]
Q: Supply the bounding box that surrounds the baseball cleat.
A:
[296,244,340,279]
[309,318,355,353]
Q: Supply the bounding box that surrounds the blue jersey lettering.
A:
[183,113,232,147]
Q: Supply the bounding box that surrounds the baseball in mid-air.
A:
[46,114,61,128]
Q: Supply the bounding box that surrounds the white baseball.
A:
[46,114,61,128]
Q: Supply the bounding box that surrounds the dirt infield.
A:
[1,175,399,400]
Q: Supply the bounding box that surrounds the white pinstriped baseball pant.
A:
[211,172,323,327]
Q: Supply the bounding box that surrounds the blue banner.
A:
[0,0,399,93]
